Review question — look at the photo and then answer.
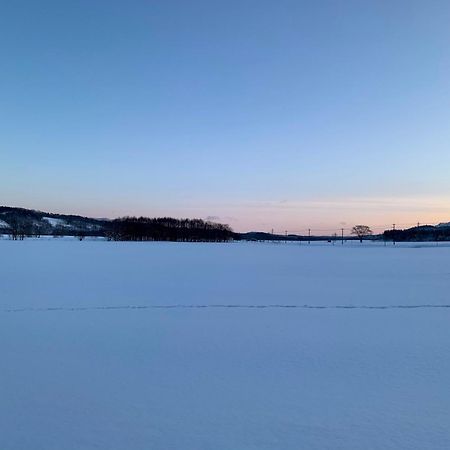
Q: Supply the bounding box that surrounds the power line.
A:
[270,219,444,239]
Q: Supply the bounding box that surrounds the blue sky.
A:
[1,0,449,232]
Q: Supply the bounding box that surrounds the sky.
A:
[1,0,449,233]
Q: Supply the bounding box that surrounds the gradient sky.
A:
[1,0,449,232]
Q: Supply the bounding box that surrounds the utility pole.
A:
[341,228,344,245]
[308,228,311,244]
[392,224,396,245]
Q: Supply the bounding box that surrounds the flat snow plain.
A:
[1,239,450,449]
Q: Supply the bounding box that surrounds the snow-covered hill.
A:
[0,206,107,236]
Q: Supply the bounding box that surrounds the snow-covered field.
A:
[1,240,450,449]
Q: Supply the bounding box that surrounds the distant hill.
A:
[240,231,339,242]
[383,224,450,242]
[0,206,106,238]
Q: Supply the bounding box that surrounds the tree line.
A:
[106,217,235,242]
[383,226,450,242]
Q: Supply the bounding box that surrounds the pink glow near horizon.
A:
[10,196,450,234]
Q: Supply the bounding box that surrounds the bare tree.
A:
[351,225,372,243]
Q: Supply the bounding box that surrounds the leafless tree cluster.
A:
[107,217,235,242]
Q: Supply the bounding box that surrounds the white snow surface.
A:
[1,240,450,449]
[0,219,9,228]
[43,216,69,228]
